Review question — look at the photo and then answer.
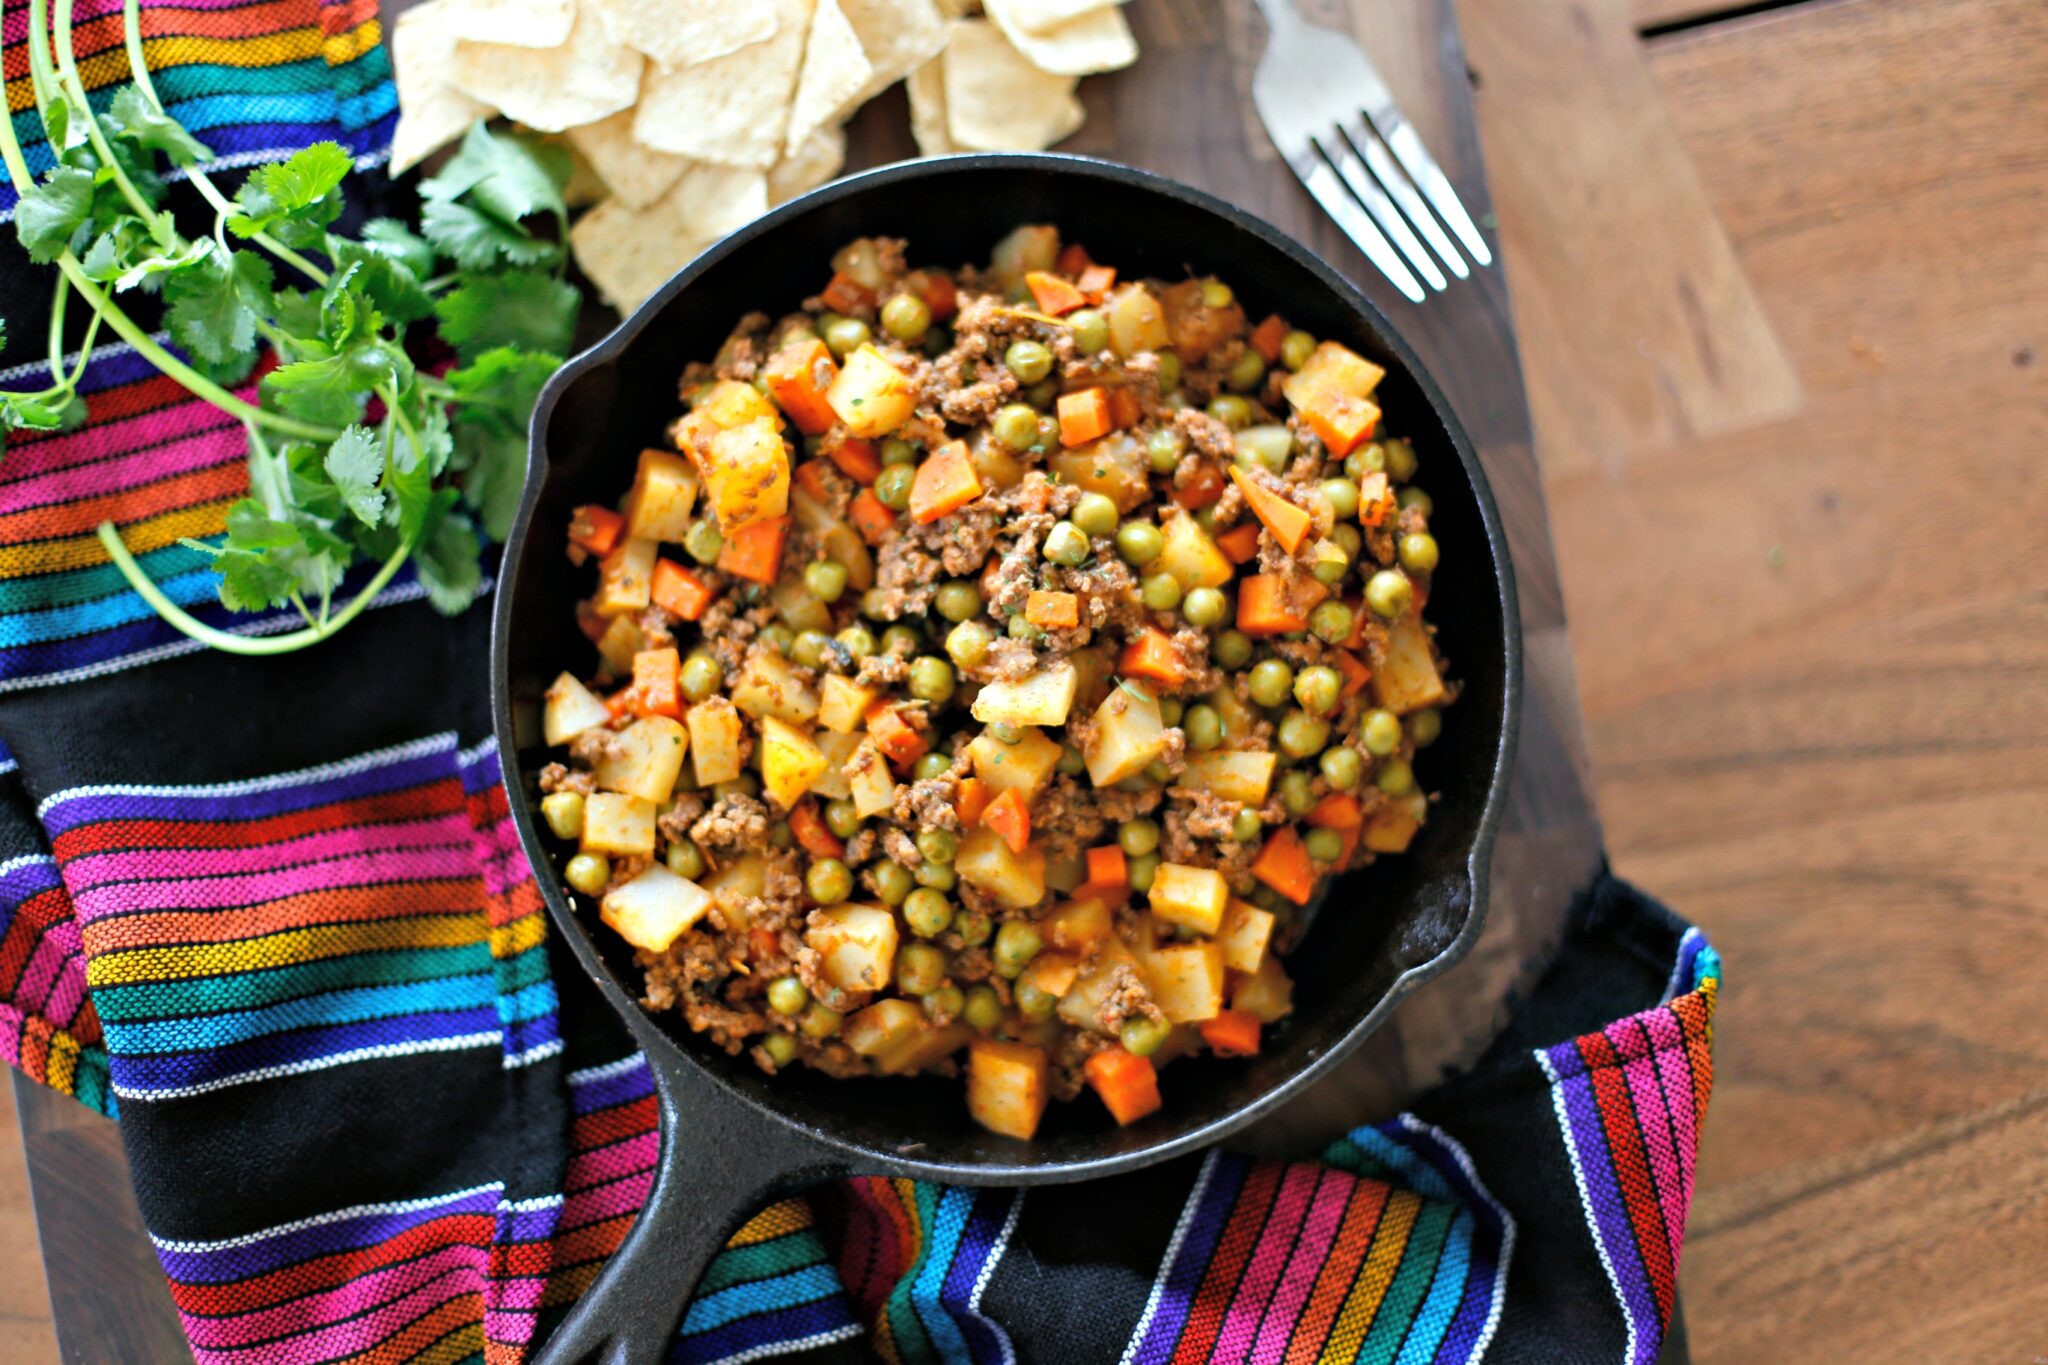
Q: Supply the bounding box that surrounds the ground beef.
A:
[1180,790,1241,842]
[802,454,856,517]
[880,826,922,868]
[636,603,677,650]
[856,651,911,687]
[691,793,769,852]
[894,775,961,831]
[1173,409,1237,463]
[1097,963,1159,1034]
[567,726,628,764]
[657,794,707,844]
[537,763,594,796]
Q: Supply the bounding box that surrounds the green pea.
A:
[1072,491,1119,538]
[1228,808,1263,843]
[836,625,877,661]
[1319,745,1364,791]
[924,984,965,1021]
[913,752,954,781]
[1383,437,1418,481]
[791,629,830,668]
[1330,523,1363,561]
[1278,768,1316,817]
[993,921,1043,977]
[1155,349,1183,392]
[1213,630,1253,669]
[1308,600,1355,644]
[1181,704,1223,752]
[909,656,956,704]
[904,886,953,937]
[1207,394,1253,429]
[1158,697,1185,727]
[881,436,918,466]
[1251,884,1291,914]
[1120,1015,1171,1057]
[1041,520,1089,566]
[1320,477,1361,521]
[681,651,723,701]
[822,316,870,359]
[917,859,957,891]
[1409,707,1443,748]
[683,518,724,565]
[1057,744,1087,777]
[925,326,952,359]
[767,975,809,1015]
[963,985,1003,1031]
[955,909,994,946]
[1344,443,1387,480]
[860,588,893,620]
[994,403,1040,451]
[540,792,584,841]
[872,860,914,906]
[715,773,762,801]
[917,828,958,864]
[1014,980,1057,1020]
[1009,615,1044,642]
[666,838,707,879]
[1005,338,1054,383]
[1225,349,1267,393]
[1399,532,1440,574]
[1128,852,1160,892]
[1200,279,1235,308]
[760,623,796,656]
[1280,330,1317,371]
[564,853,610,896]
[1312,545,1351,586]
[1397,486,1433,519]
[803,559,848,603]
[1119,818,1162,857]
[824,799,862,839]
[875,462,915,510]
[1143,759,1173,786]
[760,1032,799,1069]
[1305,827,1345,863]
[1365,570,1415,619]
[1235,424,1293,472]
[800,1003,842,1039]
[881,292,931,343]
[806,857,853,905]
[896,942,947,996]
[769,820,793,850]
[1147,427,1186,473]
[886,617,927,649]
[1115,521,1164,566]
[1362,708,1403,756]
[947,619,994,669]
[1068,308,1109,355]
[988,720,1024,745]
[935,581,983,623]
[1376,758,1417,796]
[1294,665,1342,716]
[1167,586,1219,630]
[1141,572,1184,611]
[1278,710,1331,759]
[1248,658,1295,708]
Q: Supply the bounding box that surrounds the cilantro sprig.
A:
[0,0,577,654]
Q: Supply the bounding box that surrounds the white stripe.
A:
[39,730,458,819]
[969,1190,1025,1365]
[1660,927,1702,1005]
[700,1322,865,1365]
[112,1029,503,1102]
[0,755,17,775]
[1394,1113,1517,1362]
[499,1193,564,1214]
[504,1036,566,1069]
[0,329,172,384]
[151,1180,507,1251]
[566,1052,647,1087]
[1536,1049,1636,1365]
[458,735,501,768]
[0,853,57,881]
[1119,1148,1220,1365]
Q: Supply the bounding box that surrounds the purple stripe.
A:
[109,1006,500,1095]
[41,744,455,834]
[1547,1049,1663,1364]
[1129,1152,1248,1365]
[571,1057,654,1114]
[458,747,502,792]
[940,1190,1015,1365]
[0,858,61,907]
[495,1200,563,1244]
[155,1185,503,1283]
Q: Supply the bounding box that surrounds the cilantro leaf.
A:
[163,246,275,365]
[228,143,349,245]
[389,407,452,539]
[331,239,433,326]
[323,424,386,526]
[15,167,95,263]
[421,123,568,225]
[215,546,295,611]
[411,507,483,616]
[452,410,528,541]
[223,499,301,549]
[433,269,578,360]
[360,218,436,281]
[261,341,403,427]
[112,236,211,292]
[419,199,560,272]
[445,346,563,411]
[107,86,212,166]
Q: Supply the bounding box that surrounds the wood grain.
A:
[0,1081,57,1365]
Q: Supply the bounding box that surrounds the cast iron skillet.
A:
[493,154,1520,1365]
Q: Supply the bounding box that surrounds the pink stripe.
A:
[1248,1167,1351,1364]
[180,1247,486,1348]
[471,816,534,898]
[1,0,286,46]
[561,1164,654,1231]
[0,385,247,483]
[566,1130,658,1193]
[1208,1162,1319,1365]
[1644,1008,1701,1257]
[0,419,244,511]
[1616,1022,1688,1270]
[70,845,483,917]
[14,929,76,1017]
[185,1265,480,1363]
[486,1275,549,1312]
[63,813,477,889]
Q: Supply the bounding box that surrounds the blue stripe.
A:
[497,978,558,1027]
[0,546,218,615]
[1396,1210,1474,1365]
[679,1265,842,1334]
[109,1005,503,1094]
[909,1186,978,1364]
[0,568,224,648]
[102,972,498,1054]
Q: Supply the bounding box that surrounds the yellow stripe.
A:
[44,1030,80,1094]
[322,16,381,64]
[488,910,547,961]
[411,1320,485,1365]
[730,1197,813,1247]
[87,915,484,986]
[1317,1188,1421,1364]
[0,499,233,578]
[7,20,383,112]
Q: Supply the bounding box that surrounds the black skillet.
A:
[492,154,1521,1364]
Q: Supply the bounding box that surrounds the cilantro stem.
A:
[97,519,415,655]
[44,0,164,243]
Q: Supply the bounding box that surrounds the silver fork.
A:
[1249,0,1493,304]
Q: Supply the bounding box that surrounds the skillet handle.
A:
[530,1019,846,1365]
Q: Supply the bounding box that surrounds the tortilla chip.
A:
[838,0,947,103]
[558,141,611,207]
[633,0,813,168]
[995,0,1126,34]
[983,0,1136,76]
[668,163,770,241]
[451,10,644,133]
[435,0,574,49]
[585,0,780,72]
[904,55,957,155]
[932,0,976,15]
[769,123,846,204]
[942,19,1085,151]
[566,110,691,208]
[786,0,871,155]
[571,167,769,312]
[388,0,492,175]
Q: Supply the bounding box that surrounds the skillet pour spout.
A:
[494,154,1520,1364]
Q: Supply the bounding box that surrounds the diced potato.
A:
[1047,431,1149,512]
[956,825,1047,910]
[1144,940,1225,1023]
[1083,684,1168,787]
[967,726,1063,797]
[1158,512,1233,590]
[877,1021,972,1076]
[1056,937,1145,1034]
[769,573,833,633]
[806,903,899,993]
[1180,750,1276,805]
[809,730,859,800]
[1363,791,1428,853]
[968,425,1028,490]
[826,345,916,437]
[819,675,878,734]
[686,378,782,435]
[846,740,899,818]
[1104,283,1170,358]
[1044,897,1113,951]
[967,1038,1050,1139]
[1204,687,1260,744]
[844,998,922,1058]
[970,662,1077,728]
[759,716,827,809]
[595,615,644,676]
[700,417,791,534]
[1147,863,1229,935]
[1020,951,1081,1000]
[1160,277,1247,362]
[702,853,767,928]
[731,649,820,725]
[789,485,875,590]
[1232,954,1295,1024]
[544,672,612,745]
[1282,340,1386,410]
[591,716,689,804]
[1217,900,1275,974]
[989,224,1059,284]
[686,698,746,785]
[600,863,712,953]
[1372,615,1447,715]
[594,537,657,616]
[621,449,700,542]
[580,792,656,857]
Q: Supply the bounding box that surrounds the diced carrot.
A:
[1215,522,1261,565]
[1084,845,1126,890]
[605,689,635,720]
[576,603,608,643]
[866,702,929,769]
[1250,826,1317,905]
[849,489,896,546]
[1228,466,1313,554]
[1307,792,1364,830]
[1172,463,1226,510]
[909,439,985,524]
[822,435,880,484]
[1298,385,1379,456]
[629,647,682,718]
[1358,471,1394,527]
[793,458,836,503]
[1057,388,1114,447]
[1076,264,1117,301]
[789,801,845,859]
[1026,270,1087,316]
[820,271,872,315]
[1118,627,1188,687]
[1332,649,1372,697]
[1340,597,1369,650]
[1055,242,1093,275]
[957,777,991,826]
[1084,1047,1162,1126]
[1107,386,1141,431]
[715,515,788,584]
[1026,590,1079,629]
[1249,314,1289,364]
[916,270,958,321]
[1237,574,1325,636]
[1198,1009,1262,1057]
[982,787,1032,855]
[763,337,839,436]
[568,504,624,557]
[651,557,715,621]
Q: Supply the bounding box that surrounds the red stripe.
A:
[1170,1159,1284,1365]
[1282,1177,1392,1364]
[0,459,247,540]
[79,880,487,955]
[1580,1031,1679,1319]
[571,1094,658,1153]
[0,886,71,999]
[50,781,463,860]
[165,1214,498,1314]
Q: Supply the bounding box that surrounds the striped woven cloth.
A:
[0,3,1719,1361]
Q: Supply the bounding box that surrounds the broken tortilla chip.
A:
[904,55,957,155]
[584,0,780,72]
[566,109,692,208]
[558,141,610,207]
[571,167,770,312]
[996,0,1128,35]
[669,163,771,241]
[633,0,814,169]
[838,0,947,103]
[942,19,1084,151]
[451,9,644,133]
[435,0,574,49]
[787,0,871,155]
[388,0,491,175]
[983,0,1136,77]
[769,123,847,204]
